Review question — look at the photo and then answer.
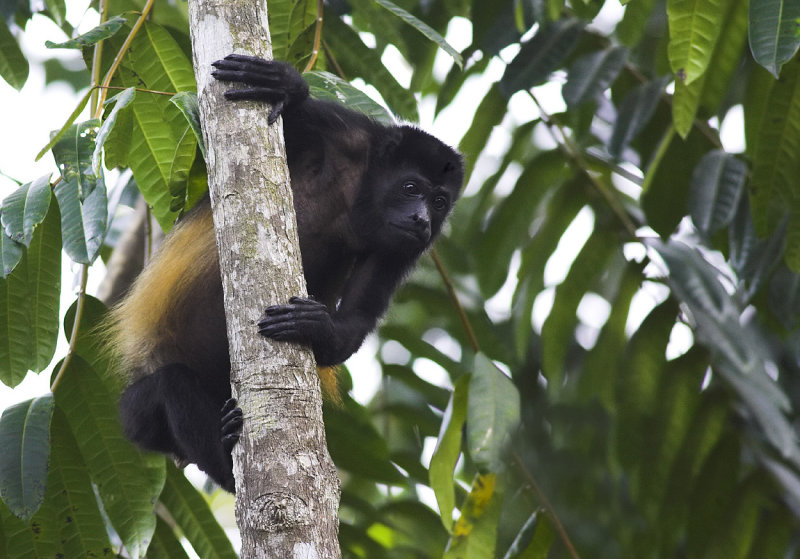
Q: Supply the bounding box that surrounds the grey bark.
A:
[186,1,341,556]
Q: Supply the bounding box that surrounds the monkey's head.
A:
[357,127,463,258]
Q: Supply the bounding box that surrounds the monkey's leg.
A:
[120,364,239,492]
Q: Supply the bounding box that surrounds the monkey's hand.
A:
[220,398,243,454]
[211,55,310,124]
[257,296,339,363]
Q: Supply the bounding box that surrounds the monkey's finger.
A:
[220,406,242,426]
[288,296,325,307]
[259,327,302,341]
[212,69,278,86]
[262,304,327,317]
[220,398,238,415]
[213,58,285,75]
[222,87,286,102]
[268,100,286,125]
[221,415,243,437]
[223,53,274,67]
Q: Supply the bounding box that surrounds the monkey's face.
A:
[369,171,457,257]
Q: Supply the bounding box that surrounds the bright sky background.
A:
[0,2,747,416]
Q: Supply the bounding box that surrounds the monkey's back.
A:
[106,202,228,383]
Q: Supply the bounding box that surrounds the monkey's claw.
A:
[220,398,243,453]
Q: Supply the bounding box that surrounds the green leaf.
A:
[45,408,114,557]
[642,127,713,236]
[372,0,462,68]
[467,353,520,472]
[54,356,165,559]
[94,87,136,173]
[62,295,117,390]
[686,435,740,556]
[0,175,52,247]
[304,71,395,124]
[286,0,319,71]
[475,151,570,297]
[325,395,405,484]
[654,240,800,463]
[0,484,60,558]
[109,21,197,232]
[170,91,205,158]
[0,396,54,521]
[748,57,800,264]
[688,150,747,236]
[322,15,418,121]
[672,0,749,137]
[268,0,295,61]
[159,463,237,558]
[52,118,104,202]
[541,231,618,388]
[579,262,642,407]
[748,0,800,77]
[562,46,627,108]
[24,200,61,373]
[615,299,677,468]
[35,87,94,162]
[52,120,108,264]
[500,19,584,97]
[0,199,59,384]
[502,512,555,559]
[0,18,28,90]
[0,254,31,385]
[167,127,198,213]
[45,15,127,49]
[147,516,192,559]
[0,231,23,278]
[704,475,762,559]
[617,0,657,46]
[459,85,508,176]
[729,197,785,293]
[608,76,670,159]
[667,0,725,84]
[635,348,707,515]
[659,391,729,547]
[768,265,800,329]
[0,411,95,557]
[429,375,469,532]
[444,474,502,558]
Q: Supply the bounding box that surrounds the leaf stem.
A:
[430,249,479,353]
[303,0,324,73]
[513,451,582,559]
[96,0,157,113]
[526,90,640,238]
[50,264,89,392]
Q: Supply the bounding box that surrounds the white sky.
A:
[0,4,747,414]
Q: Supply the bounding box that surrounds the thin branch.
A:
[302,0,324,73]
[430,248,479,353]
[99,85,176,97]
[526,91,640,238]
[50,264,89,392]
[52,0,156,393]
[89,0,108,116]
[513,451,582,559]
[96,0,157,111]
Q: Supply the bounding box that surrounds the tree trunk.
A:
[186,1,341,556]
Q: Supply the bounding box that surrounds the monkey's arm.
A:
[257,257,407,365]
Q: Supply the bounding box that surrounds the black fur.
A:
[118,55,463,491]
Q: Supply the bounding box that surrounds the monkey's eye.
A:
[402,182,419,195]
[432,196,448,211]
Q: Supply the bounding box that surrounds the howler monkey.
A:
[109,55,464,492]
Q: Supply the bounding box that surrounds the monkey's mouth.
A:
[391,223,430,243]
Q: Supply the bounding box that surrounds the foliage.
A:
[2,0,800,557]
